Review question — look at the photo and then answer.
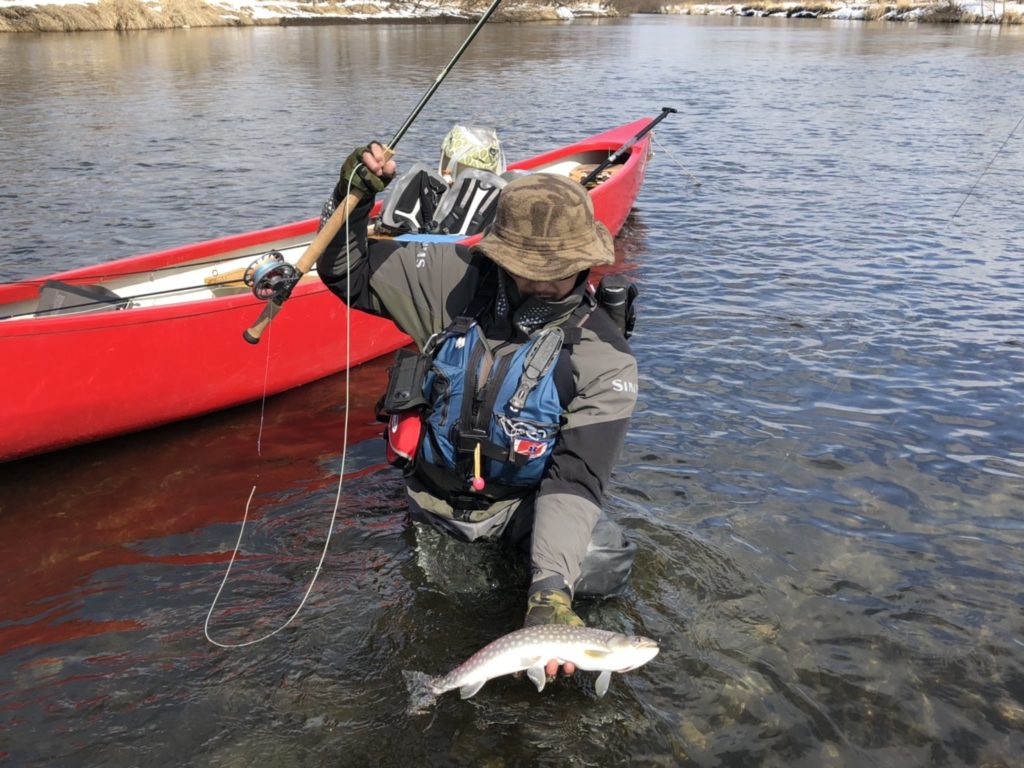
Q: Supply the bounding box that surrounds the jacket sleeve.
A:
[530,317,639,593]
[315,193,481,350]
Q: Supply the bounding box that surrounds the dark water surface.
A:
[2,16,1023,767]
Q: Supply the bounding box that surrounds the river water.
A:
[2,15,1023,767]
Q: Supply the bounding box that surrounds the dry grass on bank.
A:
[866,0,1022,21]
[0,0,241,32]
[714,0,918,18]
[1,0,1021,32]
[0,0,573,32]
[674,0,1022,22]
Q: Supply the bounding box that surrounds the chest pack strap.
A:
[560,288,597,346]
[507,326,565,414]
[459,338,492,437]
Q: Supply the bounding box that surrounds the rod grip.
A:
[243,299,281,344]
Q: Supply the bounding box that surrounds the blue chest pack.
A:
[421,322,567,489]
[375,270,637,500]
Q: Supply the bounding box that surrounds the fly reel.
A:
[243,251,299,302]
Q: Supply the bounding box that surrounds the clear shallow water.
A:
[1,16,1023,767]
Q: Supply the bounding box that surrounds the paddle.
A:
[243,0,505,344]
[579,107,677,188]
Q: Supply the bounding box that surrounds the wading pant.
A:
[406,492,636,598]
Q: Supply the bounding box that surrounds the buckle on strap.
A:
[446,491,494,520]
[424,319,475,356]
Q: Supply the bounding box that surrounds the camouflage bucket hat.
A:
[472,173,615,281]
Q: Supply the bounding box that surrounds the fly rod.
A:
[243,0,505,344]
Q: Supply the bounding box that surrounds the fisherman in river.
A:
[316,136,639,678]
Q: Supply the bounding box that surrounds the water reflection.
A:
[2,14,1024,768]
[0,358,390,644]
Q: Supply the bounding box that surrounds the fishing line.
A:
[949,112,1023,222]
[652,133,702,187]
[204,169,362,649]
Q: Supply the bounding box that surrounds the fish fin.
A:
[403,670,441,713]
[459,680,487,699]
[527,663,547,693]
[595,670,612,698]
[583,649,612,659]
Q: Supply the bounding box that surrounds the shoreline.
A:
[1,0,1021,33]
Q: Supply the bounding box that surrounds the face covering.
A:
[495,269,587,337]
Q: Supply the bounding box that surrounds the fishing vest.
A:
[378,270,638,507]
[420,320,569,492]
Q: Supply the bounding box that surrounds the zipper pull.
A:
[470,443,486,492]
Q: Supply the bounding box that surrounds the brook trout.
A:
[403,625,659,711]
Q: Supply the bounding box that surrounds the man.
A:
[317,142,638,677]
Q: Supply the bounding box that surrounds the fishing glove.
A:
[524,589,584,628]
[334,144,392,202]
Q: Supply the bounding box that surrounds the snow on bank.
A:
[677,1,1024,21]
[1,0,1021,31]
[0,0,613,21]
[0,0,620,32]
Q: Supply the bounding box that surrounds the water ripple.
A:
[3,16,1024,768]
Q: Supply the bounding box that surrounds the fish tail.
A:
[402,670,442,713]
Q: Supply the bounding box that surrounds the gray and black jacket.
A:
[316,194,638,594]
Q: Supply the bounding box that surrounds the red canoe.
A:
[0,118,654,463]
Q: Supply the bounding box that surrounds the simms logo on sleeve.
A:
[612,378,638,394]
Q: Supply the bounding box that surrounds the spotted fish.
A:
[403,625,659,711]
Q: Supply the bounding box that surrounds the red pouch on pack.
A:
[385,412,422,469]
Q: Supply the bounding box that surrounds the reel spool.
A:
[243,251,299,302]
